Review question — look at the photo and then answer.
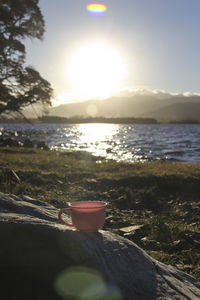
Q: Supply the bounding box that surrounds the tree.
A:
[0,0,53,118]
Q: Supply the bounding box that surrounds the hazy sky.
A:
[25,0,200,105]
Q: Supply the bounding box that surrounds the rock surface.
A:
[0,192,200,300]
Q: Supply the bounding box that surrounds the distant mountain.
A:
[144,102,200,122]
[46,93,200,122]
[49,95,160,118]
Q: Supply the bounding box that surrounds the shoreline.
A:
[0,138,198,164]
[0,136,199,164]
[0,117,200,124]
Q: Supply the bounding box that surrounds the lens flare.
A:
[55,267,122,300]
[87,3,107,16]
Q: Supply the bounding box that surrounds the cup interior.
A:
[70,201,106,209]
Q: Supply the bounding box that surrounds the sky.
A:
[25,0,200,106]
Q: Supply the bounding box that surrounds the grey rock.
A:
[0,192,200,300]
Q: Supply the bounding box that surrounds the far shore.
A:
[0,116,200,124]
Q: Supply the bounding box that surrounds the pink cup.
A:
[58,201,107,232]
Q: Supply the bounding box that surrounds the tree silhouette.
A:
[0,0,53,118]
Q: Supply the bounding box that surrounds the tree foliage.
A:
[0,0,53,117]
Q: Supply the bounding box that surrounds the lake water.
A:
[1,123,200,163]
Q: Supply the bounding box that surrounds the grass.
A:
[1,146,200,280]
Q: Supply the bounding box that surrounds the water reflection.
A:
[77,124,119,157]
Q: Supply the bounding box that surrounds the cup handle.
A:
[58,208,74,227]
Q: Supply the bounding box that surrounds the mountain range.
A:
[47,91,200,122]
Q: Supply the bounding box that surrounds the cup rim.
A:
[69,201,107,209]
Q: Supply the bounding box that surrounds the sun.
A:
[67,43,127,99]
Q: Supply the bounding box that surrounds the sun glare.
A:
[67,44,127,99]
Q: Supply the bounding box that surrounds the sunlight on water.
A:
[1,123,200,163]
[77,123,119,156]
